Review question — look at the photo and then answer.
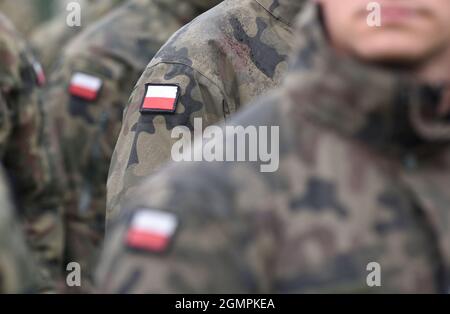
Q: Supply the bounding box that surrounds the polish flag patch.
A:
[32,61,46,86]
[126,209,179,253]
[69,72,103,101]
[140,84,180,113]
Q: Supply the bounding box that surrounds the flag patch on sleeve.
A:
[69,72,103,101]
[126,209,179,253]
[32,61,46,86]
[140,84,180,113]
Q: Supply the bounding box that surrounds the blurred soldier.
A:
[42,0,222,289]
[0,12,66,291]
[106,0,305,226]
[30,0,125,71]
[98,0,450,293]
[0,166,40,294]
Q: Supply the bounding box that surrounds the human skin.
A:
[318,0,450,83]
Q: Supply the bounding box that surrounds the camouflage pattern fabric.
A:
[30,0,125,72]
[97,3,450,293]
[42,0,221,289]
[0,13,67,292]
[0,166,41,294]
[106,0,305,226]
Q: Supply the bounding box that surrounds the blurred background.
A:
[0,0,89,36]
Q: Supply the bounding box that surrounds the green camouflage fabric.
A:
[0,166,41,294]
[106,0,305,226]
[97,4,450,293]
[0,13,66,292]
[30,0,125,72]
[42,0,221,289]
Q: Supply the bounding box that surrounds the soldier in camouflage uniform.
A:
[97,0,450,293]
[0,12,66,292]
[42,0,221,288]
[30,0,125,71]
[106,0,305,225]
[0,166,40,294]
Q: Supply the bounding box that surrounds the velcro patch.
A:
[126,209,179,253]
[32,61,46,86]
[69,72,103,101]
[140,84,180,113]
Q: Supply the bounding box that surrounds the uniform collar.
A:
[285,3,450,159]
[255,0,306,27]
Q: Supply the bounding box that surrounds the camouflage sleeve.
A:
[98,162,278,294]
[42,52,135,289]
[0,19,67,290]
[0,165,39,294]
[106,62,227,225]
[4,75,67,291]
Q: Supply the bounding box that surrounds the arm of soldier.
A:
[3,66,67,289]
[43,52,137,290]
[0,166,40,294]
[106,62,228,225]
[99,161,278,294]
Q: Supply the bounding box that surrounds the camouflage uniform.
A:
[0,13,66,291]
[42,0,221,288]
[0,166,40,294]
[30,0,125,72]
[97,4,450,293]
[106,0,305,225]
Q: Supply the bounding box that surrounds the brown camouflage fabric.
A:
[0,13,66,292]
[0,166,40,294]
[30,0,125,72]
[42,0,221,289]
[106,0,305,226]
[97,3,450,293]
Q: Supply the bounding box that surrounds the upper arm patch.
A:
[126,209,179,254]
[32,61,46,86]
[139,84,180,114]
[69,72,103,101]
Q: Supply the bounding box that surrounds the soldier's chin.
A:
[351,43,434,70]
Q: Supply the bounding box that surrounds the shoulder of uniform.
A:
[150,0,266,68]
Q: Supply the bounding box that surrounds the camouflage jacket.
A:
[97,4,450,293]
[0,166,41,294]
[0,13,67,291]
[30,0,125,72]
[42,0,221,288]
[106,0,305,225]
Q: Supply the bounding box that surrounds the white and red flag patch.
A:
[126,209,179,253]
[140,84,180,113]
[32,61,46,86]
[69,72,103,101]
